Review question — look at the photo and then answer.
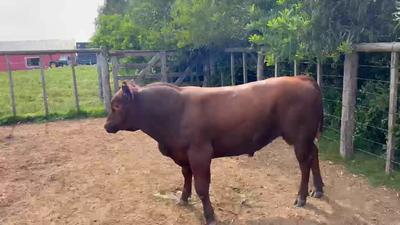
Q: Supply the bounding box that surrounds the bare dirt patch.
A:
[1,118,400,225]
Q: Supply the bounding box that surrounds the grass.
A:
[317,130,400,192]
[0,65,107,125]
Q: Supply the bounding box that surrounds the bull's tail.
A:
[315,111,324,141]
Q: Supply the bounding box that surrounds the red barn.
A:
[0,39,76,71]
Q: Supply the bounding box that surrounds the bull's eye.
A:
[115,104,120,108]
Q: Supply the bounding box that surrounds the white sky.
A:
[0,0,105,42]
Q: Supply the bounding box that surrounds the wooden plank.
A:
[225,47,257,53]
[317,59,322,86]
[117,72,204,81]
[257,53,264,81]
[96,53,103,101]
[111,56,119,94]
[274,62,280,77]
[175,56,202,85]
[135,52,162,83]
[353,42,400,53]
[6,55,16,116]
[231,53,235,85]
[39,56,49,116]
[243,53,248,83]
[101,47,112,113]
[118,62,177,70]
[294,60,299,76]
[109,50,176,57]
[0,49,101,56]
[386,52,399,174]
[340,52,359,157]
[161,51,167,82]
[71,54,80,112]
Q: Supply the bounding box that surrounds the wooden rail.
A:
[0,49,101,55]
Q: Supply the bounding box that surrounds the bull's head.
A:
[104,81,139,134]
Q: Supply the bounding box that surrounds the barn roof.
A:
[0,39,76,51]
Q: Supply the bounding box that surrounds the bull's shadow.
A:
[171,194,372,225]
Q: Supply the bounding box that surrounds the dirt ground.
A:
[1,118,400,225]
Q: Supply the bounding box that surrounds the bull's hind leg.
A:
[310,143,324,199]
[176,166,193,206]
[294,141,312,207]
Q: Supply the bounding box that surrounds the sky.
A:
[0,0,105,42]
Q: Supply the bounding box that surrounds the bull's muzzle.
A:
[104,123,119,134]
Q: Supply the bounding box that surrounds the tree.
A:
[98,0,131,16]
[247,0,399,65]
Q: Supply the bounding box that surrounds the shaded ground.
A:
[1,118,400,225]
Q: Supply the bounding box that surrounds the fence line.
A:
[1,43,400,174]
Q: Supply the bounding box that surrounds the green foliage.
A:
[247,0,399,63]
[247,1,311,65]
[171,0,251,49]
[92,0,399,63]
[92,0,176,50]
[394,1,400,28]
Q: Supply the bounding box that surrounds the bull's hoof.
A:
[310,190,323,198]
[294,199,306,207]
[208,221,217,225]
[175,199,189,206]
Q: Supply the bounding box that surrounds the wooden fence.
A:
[1,42,399,174]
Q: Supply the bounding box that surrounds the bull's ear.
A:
[121,81,133,100]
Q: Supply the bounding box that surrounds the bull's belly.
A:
[211,131,280,158]
[212,139,265,158]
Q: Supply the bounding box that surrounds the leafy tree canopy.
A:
[92,0,400,61]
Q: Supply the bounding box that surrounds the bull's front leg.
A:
[176,166,192,206]
[188,144,215,225]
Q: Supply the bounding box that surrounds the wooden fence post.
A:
[39,55,49,116]
[100,47,112,113]
[111,55,119,94]
[161,51,168,83]
[257,53,265,81]
[274,62,280,77]
[96,53,104,101]
[71,54,80,112]
[210,53,216,86]
[6,55,16,116]
[294,60,300,76]
[340,52,359,157]
[243,52,248,83]
[203,52,210,87]
[386,51,399,174]
[220,71,224,87]
[231,53,235,85]
[317,59,322,86]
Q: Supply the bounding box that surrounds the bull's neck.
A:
[135,88,183,145]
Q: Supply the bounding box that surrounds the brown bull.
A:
[104,75,324,225]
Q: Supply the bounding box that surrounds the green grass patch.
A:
[0,65,110,125]
[318,130,400,192]
[0,107,107,126]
